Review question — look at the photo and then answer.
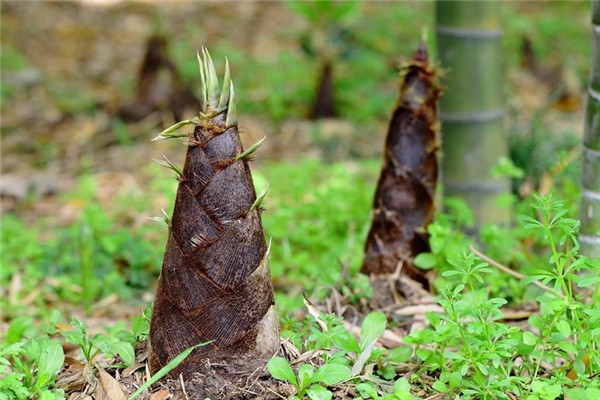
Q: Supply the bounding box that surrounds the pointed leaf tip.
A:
[218,57,231,110]
[225,81,237,127]
[197,50,207,109]
[235,136,266,161]
[152,119,195,141]
[154,155,182,177]
[250,182,269,213]
[204,49,219,108]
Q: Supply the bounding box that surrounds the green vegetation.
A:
[2,156,598,398]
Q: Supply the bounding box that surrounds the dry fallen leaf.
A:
[150,389,171,400]
[95,366,127,400]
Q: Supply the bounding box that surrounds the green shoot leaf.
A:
[312,363,351,385]
[360,312,386,351]
[307,385,333,400]
[267,356,298,387]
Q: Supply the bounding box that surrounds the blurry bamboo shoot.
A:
[361,43,442,290]
[436,1,509,228]
[580,0,600,258]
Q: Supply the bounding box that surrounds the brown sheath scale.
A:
[149,49,279,379]
[361,43,442,289]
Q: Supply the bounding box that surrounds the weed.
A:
[268,194,599,399]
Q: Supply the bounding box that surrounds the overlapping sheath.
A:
[361,44,442,289]
[149,50,278,379]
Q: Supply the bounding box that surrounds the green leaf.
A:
[416,348,431,361]
[523,331,538,346]
[447,371,462,388]
[111,341,135,366]
[356,382,379,400]
[432,381,448,393]
[331,330,360,353]
[441,270,462,277]
[7,317,35,344]
[267,357,298,387]
[476,362,488,376]
[393,378,412,400]
[298,364,314,391]
[443,351,464,360]
[387,346,412,363]
[35,340,64,389]
[414,253,437,270]
[564,388,590,400]
[556,320,571,337]
[577,276,600,288]
[557,340,577,355]
[360,312,387,351]
[39,391,62,400]
[307,385,333,400]
[312,363,352,385]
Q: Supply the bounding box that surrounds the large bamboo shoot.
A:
[149,50,279,380]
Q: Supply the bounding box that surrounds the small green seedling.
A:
[267,356,352,400]
[61,317,135,368]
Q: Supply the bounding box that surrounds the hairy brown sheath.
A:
[149,49,279,379]
[361,43,442,289]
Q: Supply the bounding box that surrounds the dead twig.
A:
[469,246,565,299]
[178,374,189,400]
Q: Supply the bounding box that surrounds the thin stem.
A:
[469,246,564,298]
[547,233,571,299]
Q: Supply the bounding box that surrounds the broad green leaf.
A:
[387,346,412,363]
[267,357,298,387]
[298,364,314,391]
[35,340,64,389]
[111,341,135,366]
[414,253,437,270]
[6,317,35,344]
[307,385,333,400]
[331,330,360,353]
[393,378,412,400]
[557,340,577,355]
[556,320,571,337]
[114,329,136,346]
[312,363,351,385]
[564,388,589,400]
[447,371,462,388]
[416,348,431,362]
[39,391,62,400]
[356,382,379,400]
[432,381,448,393]
[360,312,386,351]
[522,331,537,346]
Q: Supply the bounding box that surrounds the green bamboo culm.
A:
[579,0,600,258]
[436,1,509,228]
